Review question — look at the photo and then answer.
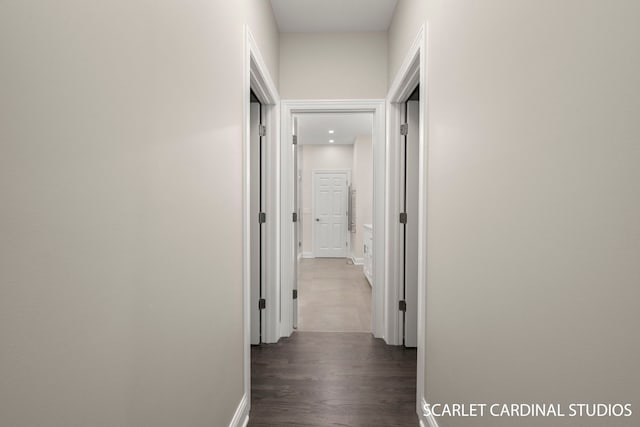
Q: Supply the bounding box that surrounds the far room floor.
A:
[298,258,372,332]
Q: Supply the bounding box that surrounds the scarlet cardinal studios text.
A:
[422,403,633,418]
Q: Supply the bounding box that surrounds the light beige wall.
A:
[389,1,640,426]
[300,145,354,254]
[247,0,280,88]
[387,0,426,88]
[0,1,278,426]
[280,32,387,99]
[350,136,373,260]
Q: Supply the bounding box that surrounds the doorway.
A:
[385,24,427,422]
[280,101,386,339]
[293,112,373,333]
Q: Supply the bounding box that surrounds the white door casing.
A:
[243,26,281,427]
[280,100,385,340]
[385,23,427,422]
[313,171,350,258]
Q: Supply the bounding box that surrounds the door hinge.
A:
[400,123,409,136]
[399,212,407,224]
[258,212,266,223]
[259,124,267,137]
[292,135,298,145]
[292,212,298,222]
[399,300,407,312]
[293,289,298,299]
[258,298,266,310]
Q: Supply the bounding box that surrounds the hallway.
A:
[298,258,372,332]
[249,332,418,427]
[3,2,640,427]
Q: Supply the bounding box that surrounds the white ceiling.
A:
[296,113,373,145]
[270,0,398,33]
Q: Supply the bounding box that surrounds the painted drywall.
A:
[350,136,373,260]
[279,32,388,99]
[387,0,426,89]
[389,1,640,426]
[0,1,278,426]
[247,0,280,88]
[300,144,354,255]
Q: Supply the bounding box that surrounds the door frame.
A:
[280,100,385,340]
[386,24,429,424]
[239,26,280,427]
[311,169,351,258]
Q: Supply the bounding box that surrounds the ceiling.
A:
[296,113,372,145]
[270,0,398,33]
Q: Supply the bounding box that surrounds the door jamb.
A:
[280,100,385,340]
[310,169,351,258]
[242,25,280,424]
[386,24,428,421]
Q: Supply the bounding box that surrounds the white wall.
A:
[280,32,388,99]
[300,144,354,254]
[0,1,278,426]
[389,1,640,426]
[350,136,373,260]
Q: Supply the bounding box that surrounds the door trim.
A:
[280,99,386,340]
[311,169,351,258]
[242,25,280,421]
[246,35,281,347]
[387,23,428,419]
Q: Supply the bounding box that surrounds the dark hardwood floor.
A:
[249,332,419,427]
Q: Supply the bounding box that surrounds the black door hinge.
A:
[292,135,298,145]
[399,300,407,312]
[399,212,407,224]
[258,298,266,310]
[258,212,266,223]
[293,289,298,300]
[400,123,409,136]
[292,212,298,222]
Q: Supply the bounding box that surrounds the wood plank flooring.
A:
[249,332,418,427]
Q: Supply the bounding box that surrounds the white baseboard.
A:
[350,256,364,265]
[301,251,314,259]
[229,393,249,427]
[420,398,440,427]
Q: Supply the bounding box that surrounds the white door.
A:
[292,118,299,329]
[400,96,420,348]
[250,97,265,345]
[313,171,349,258]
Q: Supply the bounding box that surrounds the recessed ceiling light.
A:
[329,139,335,143]
[328,130,335,134]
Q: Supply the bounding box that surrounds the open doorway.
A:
[293,112,374,332]
[280,100,386,340]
